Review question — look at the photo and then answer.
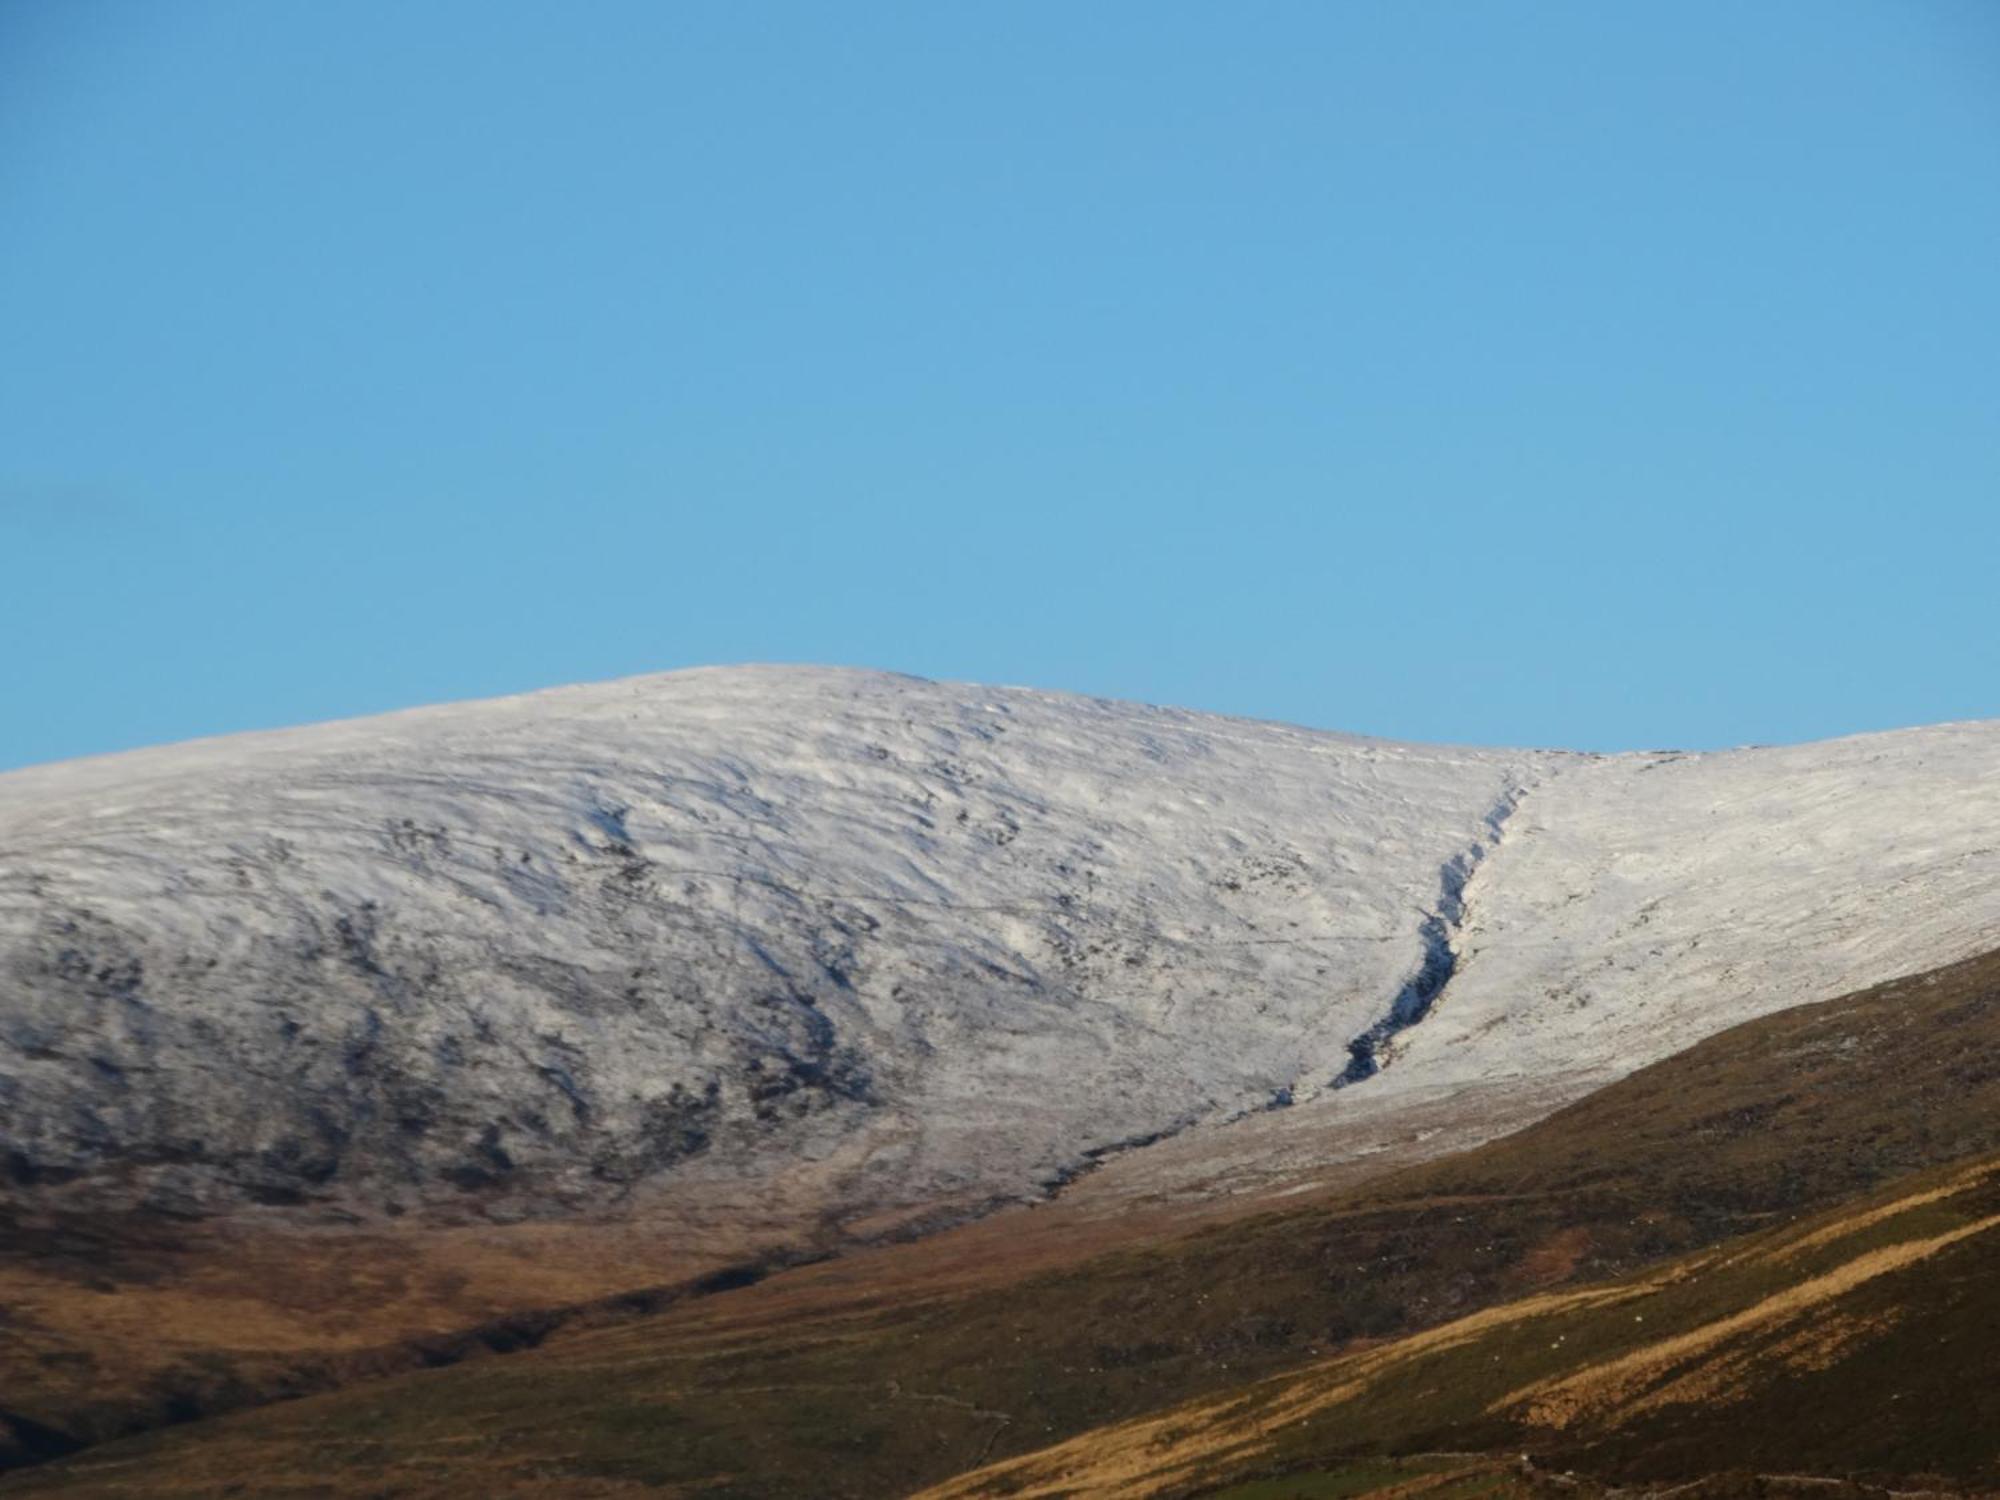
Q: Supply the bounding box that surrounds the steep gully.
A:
[1036,771,1540,1194]
[1334,780,1531,1087]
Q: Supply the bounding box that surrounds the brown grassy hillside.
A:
[925,1151,2000,1496]
[8,946,2000,1497]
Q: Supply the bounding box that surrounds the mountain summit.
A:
[5,667,1997,1250]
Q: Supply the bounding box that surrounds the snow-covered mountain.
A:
[2,667,1997,1245]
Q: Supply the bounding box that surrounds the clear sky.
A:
[3,1,1996,769]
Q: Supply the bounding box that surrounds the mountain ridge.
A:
[5,666,1998,1247]
[2,667,1545,1231]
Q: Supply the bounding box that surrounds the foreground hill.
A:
[927,1150,2000,1498]
[12,945,2000,1496]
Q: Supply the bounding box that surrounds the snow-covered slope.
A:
[2,667,1997,1244]
[0,667,1545,1225]
[1393,727,2000,1096]
[1119,724,2000,1216]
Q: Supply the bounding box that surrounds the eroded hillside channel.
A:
[1336,781,1529,1086]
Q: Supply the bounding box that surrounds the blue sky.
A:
[3,1,1996,768]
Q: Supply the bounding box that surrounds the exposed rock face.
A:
[2,667,1997,1242]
